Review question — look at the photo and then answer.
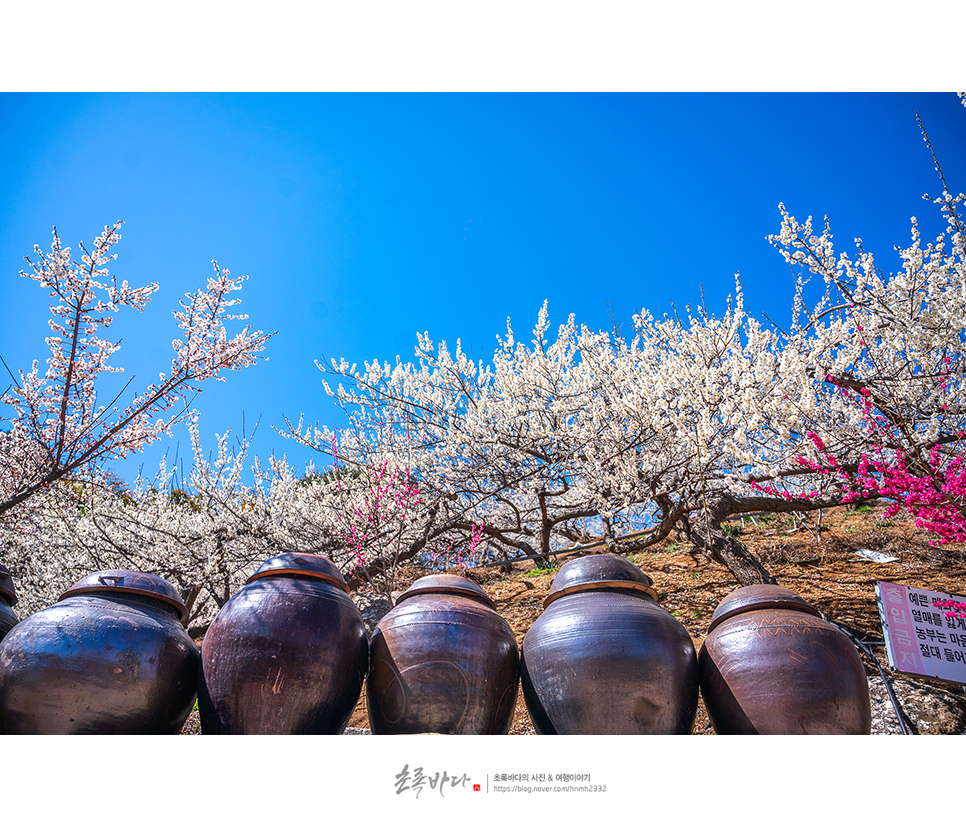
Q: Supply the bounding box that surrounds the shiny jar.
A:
[699,584,872,734]
[521,554,699,734]
[199,553,368,734]
[0,570,199,734]
[367,575,519,734]
[0,563,18,641]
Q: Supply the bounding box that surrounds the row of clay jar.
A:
[0,552,873,734]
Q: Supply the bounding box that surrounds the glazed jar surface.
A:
[699,584,872,734]
[367,575,519,734]
[0,570,198,734]
[521,554,699,734]
[0,563,19,641]
[199,553,368,734]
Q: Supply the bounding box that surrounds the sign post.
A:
[876,581,966,686]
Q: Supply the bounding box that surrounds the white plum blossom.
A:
[0,223,271,521]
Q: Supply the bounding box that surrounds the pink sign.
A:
[876,581,966,686]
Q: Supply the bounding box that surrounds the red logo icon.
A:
[473,784,481,792]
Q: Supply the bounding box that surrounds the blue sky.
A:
[2,92,965,487]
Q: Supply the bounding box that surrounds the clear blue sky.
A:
[2,92,965,487]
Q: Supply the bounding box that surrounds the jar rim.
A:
[58,570,187,618]
[545,554,656,606]
[543,580,659,608]
[708,584,822,632]
[396,575,496,610]
[246,553,349,592]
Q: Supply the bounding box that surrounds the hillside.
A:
[183,502,966,734]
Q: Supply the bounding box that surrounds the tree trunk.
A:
[534,494,555,570]
[689,493,776,586]
[179,584,201,629]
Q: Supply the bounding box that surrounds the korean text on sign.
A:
[877,581,966,686]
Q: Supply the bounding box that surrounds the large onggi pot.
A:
[199,553,368,734]
[0,563,19,641]
[0,570,199,734]
[699,584,872,734]
[367,575,519,734]
[521,554,699,734]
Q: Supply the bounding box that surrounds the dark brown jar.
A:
[521,554,698,734]
[0,563,18,641]
[367,575,519,734]
[699,584,872,734]
[199,553,368,734]
[0,570,198,734]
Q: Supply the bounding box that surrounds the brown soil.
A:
[184,503,966,734]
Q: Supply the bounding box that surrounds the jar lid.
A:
[395,575,496,610]
[246,553,349,593]
[0,563,17,606]
[543,553,658,607]
[708,584,822,632]
[58,570,187,618]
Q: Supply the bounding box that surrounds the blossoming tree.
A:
[0,222,271,521]
[753,120,966,547]
[284,115,966,588]
[8,107,966,626]
[3,415,445,627]
[0,223,272,622]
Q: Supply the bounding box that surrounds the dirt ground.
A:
[185,503,966,735]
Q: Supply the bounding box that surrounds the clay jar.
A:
[521,554,699,734]
[199,553,368,734]
[0,563,19,641]
[367,575,519,734]
[0,570,199,734]
[699,584,872,734]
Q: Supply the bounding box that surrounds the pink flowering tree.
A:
[750,117,966,551]
[336,457,425,601]
[785,383,966,547]
[0,222,272,522]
